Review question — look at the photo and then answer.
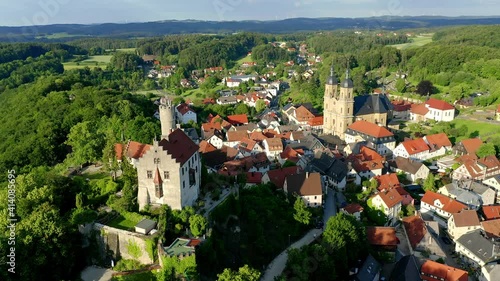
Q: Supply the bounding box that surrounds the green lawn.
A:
[115,48,137,53]
[111,271,158,281]
[35,32,85,39]
[107,214,140,231]
[392,34,433,50]
[63,55,112,70]
[236,54,254,65]
[451,119,500,141]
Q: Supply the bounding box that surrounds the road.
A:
[260,187,337,281]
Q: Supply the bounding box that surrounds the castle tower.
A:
[334,68,355,139]
[159,97,176,139]
[323,65,338,135]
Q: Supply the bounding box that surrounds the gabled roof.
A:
[226,114,249,126]
[392,156,427,174]
[390,255,421,281]
[420,260,468,281]
[401,138,429,155]
[348,120,394,138]
[226,131,249,142]
[482,205,500,220]
[264,138,283,151]
[375,189,403,208]
[375,173,401,191]
[343,203,364,214]
[176,103,195,115]
[158,129,199,165]
[366,226,399,246]
[481,219,500,239]
[451,210,480,227]
[421,191,467,214]
[126,141,152,159]
[115,143,124,161]
[403,216,426,250]
[410,103,429,116]
[239,137,257,152]
[199,140,217,154]
[426,98,454,111]
[354,94,392,116]
[285,172,322,196]
[249,131,267,142]
[265,166,301,188]
[294,105,316,121]
[459,138,483,155]
[456,229,500,264]
[246,172,263,184]
[348,146,384,172]
[424,133,452,149]
[308,116,324,126]
[280,146,304,163]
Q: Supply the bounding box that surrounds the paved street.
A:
[260,187,338,281]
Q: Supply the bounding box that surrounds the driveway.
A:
[260,188,338,281]
[81,266,114,281]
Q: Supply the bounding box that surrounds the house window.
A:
[155,183,163,198]
[189,169,196,186]
[154,158,161,164]
[314,196,317,199]
[183,181,186,189]
[182,168,184,176]
[164,171,170,180]
[147,170,153,179]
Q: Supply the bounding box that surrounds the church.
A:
[323,66,392,139]
[136,97,201,211]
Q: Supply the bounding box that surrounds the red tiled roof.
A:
[265,167,301,188]
[376,189,403,208]
[348,146,384,172]
[402,138,429,155]
[421,191,467,214]
[420,260,468,281]
[203,98,215,104]
[158,129,198,165]
[391,100,412,112]
[264,138,283,151]
[115,143,124,161]
[348,120,394,138]
[226,131,248,142]
[294,106,316,121]
[285,173,322,196]
[280,146,303,163]
[227,114,249,126]
[403,216,426,249]
[186,239,202,247]
[249,131,267,142]
[127,141,152,159]
[426,98,454,111]
[262,129,278,138]
[375,173,401,191]
[246,172,263,184]
[451,210,480,227]
[425,133,452,149]
[239,137,257,151]
[410,103,429,116]
[482,205,500,220]
[308,116,324,126]
[199,140,217,154]
[481,219,500,239]
[176,103,194,115]
[460,138,483,155]
[343,203,364,214]
[366,227,399,246]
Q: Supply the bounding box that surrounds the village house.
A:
[483,175,500,203]
[371,189,403,221]
[462,180,496,206]
[481,219,500,240]
[347,146,384,180]
[198,140,217,154]
[455,230,500,268]
[393,138,431,161]
[226,114,249,127]
[391,100,412,120]
[421,191,467,227]
[403,215,445,258]
[420,260,468,281]
[283,172,323,207]
[344,120,396,156]
[410,98,455,122]
[353,254,381,281]
[482,205,500,221]
[115,141,152,168]
[204,66,223,74]
[453,155,500,181]
[225,131,249,148]
[453,138,483,156]
[283,104,318,126]
[206,133,224,149]
[439,182,482,210]
[389,156,430,183]
[447,210,481,239]
[341,203,364,221]
[261,166,301,189]
[262,138,284,161]
[366,226,399,251]
[175,103,197,124]
[374,173,414,206]
[423,133,453,158]
[307,149,348,191]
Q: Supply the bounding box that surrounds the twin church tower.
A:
[323,66,355,139]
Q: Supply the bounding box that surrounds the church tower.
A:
[335,68,355,139]
[323,65,338,135]
[159,97,176,139]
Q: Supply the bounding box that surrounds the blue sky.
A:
[0,0,499,26]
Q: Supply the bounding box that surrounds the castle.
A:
[136,97,201,211]
[323,66,392,139]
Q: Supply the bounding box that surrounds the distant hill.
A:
[1,16,500,41]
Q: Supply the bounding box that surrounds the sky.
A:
[0,0,499,26]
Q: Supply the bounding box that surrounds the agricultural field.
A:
[63,55,113,70]
[392,34,433,50]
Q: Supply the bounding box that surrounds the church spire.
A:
[326,62,338,85]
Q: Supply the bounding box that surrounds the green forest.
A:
[1,25,500,281]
